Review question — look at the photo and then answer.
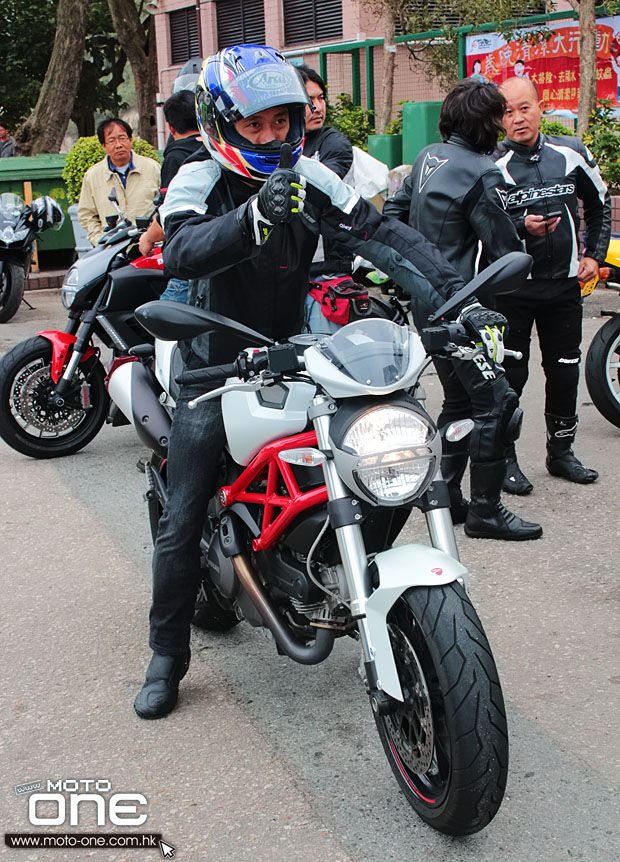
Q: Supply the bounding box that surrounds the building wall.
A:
[153,0,548,118]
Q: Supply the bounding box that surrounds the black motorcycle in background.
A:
[0,193,64,322]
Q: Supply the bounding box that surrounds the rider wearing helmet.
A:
[134,44,506,720]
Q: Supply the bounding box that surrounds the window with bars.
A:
[397,0,547,34]
[170,7,200,65]
[283,0,343,46]
[216,0,266,49]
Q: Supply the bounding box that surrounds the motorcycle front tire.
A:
[0,262,25,323]
[374,581,508,836]
[585,314,620,429]
[0,335,109,458]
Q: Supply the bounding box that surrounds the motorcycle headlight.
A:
[61,266,80,309]
[331,405,439,505]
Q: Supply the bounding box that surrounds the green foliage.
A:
[0,0,127,136]
[539,118,573,136]
[326,94,375,150]
[0,0,56,128]
[385,101,413,136]
[583,101,620,192]
[62,135,161,203]
[378,0,558,92]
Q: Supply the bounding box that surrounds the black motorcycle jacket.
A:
[160,154,465,366]
[494,133,611,281]
[302,126,353,180]
[303,125,355,275]
[383,135,523,283]
[160,134,204,190]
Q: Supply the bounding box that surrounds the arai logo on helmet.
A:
[248,69,290,92]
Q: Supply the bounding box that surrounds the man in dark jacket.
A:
[495,76,610,489]
[133,46,510,720]
[138,90,203,300]
[160,90,203,190]
[384,78,541,541]
[298,64,353,180]
[297,64,356,331]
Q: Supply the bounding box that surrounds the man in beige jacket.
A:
[77,118,161,246]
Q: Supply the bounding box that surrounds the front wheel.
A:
[373,582,508,835]
[0,262,25,323]
[585,315,620,429]
[0,335,109,458]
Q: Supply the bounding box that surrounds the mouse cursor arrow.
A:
[159,840,176,858]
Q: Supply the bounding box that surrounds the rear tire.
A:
[374,582,508,835]
[0,335,108,458]
[0,263,25,323]
[585,315,620,429]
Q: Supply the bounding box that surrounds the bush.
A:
[583,101,620,192]
[62,136,161,203]
[540,117,574,136]
[385,101,413,136]
[326,94,374,150]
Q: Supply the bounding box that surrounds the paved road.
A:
[1,290,619,861]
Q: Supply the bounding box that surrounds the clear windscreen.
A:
[0,193,28,243]
[319,319,413,388]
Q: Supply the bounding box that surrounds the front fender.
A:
[37,330,98,383]
[365,544,469,701]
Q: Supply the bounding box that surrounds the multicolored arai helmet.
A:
[195,45,309,181]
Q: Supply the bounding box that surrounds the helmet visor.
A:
[213,62,310,122]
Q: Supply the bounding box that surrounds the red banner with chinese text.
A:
[465,17,620,110]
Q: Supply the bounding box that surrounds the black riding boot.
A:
[134,650,191,719]
[440,434,469,524]
[464,460,543,540]
[545,414,598,484]
[503,442,533,495]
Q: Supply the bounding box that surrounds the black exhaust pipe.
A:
[232,554,335,665]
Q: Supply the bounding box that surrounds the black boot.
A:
[502,442,533,495]
[134,650,191,720]
[439,434,469,524]
[465,460,543,540]
[545,414,598,484]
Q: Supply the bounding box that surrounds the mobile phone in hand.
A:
[544,210,562,220]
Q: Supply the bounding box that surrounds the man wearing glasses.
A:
[78,118,161,246]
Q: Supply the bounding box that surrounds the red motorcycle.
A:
[0,217,168,458]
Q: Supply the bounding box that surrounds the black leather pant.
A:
[433,353,518,462]
[495,279,582,417]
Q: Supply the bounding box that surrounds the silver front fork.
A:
[312,399,377,668]
[425,506,460,560]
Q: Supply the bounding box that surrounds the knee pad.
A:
[502,405,524,444]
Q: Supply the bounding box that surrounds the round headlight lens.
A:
[342,406,435,503]
[61,266,80,309]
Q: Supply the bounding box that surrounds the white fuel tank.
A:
[222,379,316,465]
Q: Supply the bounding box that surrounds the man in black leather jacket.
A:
[384,78,542,541]
[494,76,610,491]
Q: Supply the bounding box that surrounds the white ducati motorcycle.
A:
[120,252,530,835]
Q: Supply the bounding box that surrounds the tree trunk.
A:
[377,18,396,134]
[577,0,597,138]
[15,0,89,155]
[106,0,158,146]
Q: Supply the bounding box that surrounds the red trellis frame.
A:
[219,430,328,552]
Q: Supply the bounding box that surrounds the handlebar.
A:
[176,362,239,386]
[175,342,302,387]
